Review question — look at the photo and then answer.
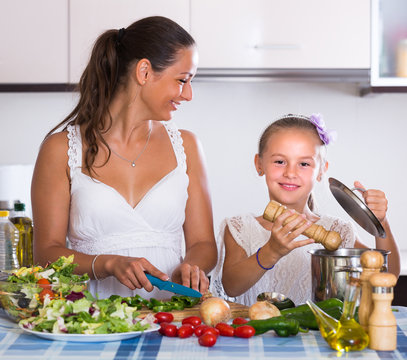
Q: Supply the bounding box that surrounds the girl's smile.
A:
[279,183,300,191]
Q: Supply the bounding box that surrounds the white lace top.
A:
[66,121,189,299]
[210,213,357,306]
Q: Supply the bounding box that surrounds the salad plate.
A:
[18,323,159,342]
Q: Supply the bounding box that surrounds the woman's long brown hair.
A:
[46,16,195,175]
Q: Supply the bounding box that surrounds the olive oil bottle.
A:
[9,203,33,267]
[307,278,369,352]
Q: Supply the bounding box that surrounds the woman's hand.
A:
[171,263,209,294]
[354,181,388,223]
[265,210,314,260]
[105,256,169,292]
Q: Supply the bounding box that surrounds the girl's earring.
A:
[258,170,263,176]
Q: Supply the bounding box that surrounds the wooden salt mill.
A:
[368,272,398,351]
[359,250,384,331]
[263,200,342,251]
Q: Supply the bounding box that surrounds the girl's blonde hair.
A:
[258,114,328,212]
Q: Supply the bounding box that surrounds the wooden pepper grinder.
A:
[359,250,384,331]
[263,200,342,251]
[368,272,398,351]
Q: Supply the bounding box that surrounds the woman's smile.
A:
[170,100,180,111]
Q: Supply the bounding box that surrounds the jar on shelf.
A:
[396,39,407,77]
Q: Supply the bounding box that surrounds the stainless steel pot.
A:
[309,248,389,302]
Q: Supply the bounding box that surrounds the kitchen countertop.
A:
[1,307,407,360]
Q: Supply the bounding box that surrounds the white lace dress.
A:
[209,213,357,306]
[66,121,189,299]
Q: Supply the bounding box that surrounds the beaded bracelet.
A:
[256,247,275,270]
[91,254,100,281]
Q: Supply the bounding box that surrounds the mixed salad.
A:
[20,291,154,334]
[0,255,89,321]
[1,255,200,334]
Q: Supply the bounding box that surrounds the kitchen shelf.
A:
[370,0,407,90]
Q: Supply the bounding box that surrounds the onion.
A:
[199,297,232,326]
[249,301,280,320]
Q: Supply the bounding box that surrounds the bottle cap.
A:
[0,200,13,210]
[0,210,10,217]
[14,202,25,212]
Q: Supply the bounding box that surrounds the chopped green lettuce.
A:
[19,293,149,335]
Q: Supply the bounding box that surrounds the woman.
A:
[31,16,217,299]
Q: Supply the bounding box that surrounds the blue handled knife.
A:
[145,274,202,298]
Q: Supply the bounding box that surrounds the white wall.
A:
[1,81,406,271]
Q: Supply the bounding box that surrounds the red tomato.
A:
[232,317,248,325]
[215,322,235,337]
[178,324,194,338]
[39,288,55,302]
[154,312,174,324]
[198,333,217,347]
[234,325,255,338]
[194,324,210,337]
[202,327,220,337]
[182,316,202,327]
[158,322,170,335]
[37,278,51,289]
[163,324,178,337]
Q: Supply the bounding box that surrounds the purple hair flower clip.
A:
[309,113,337,145]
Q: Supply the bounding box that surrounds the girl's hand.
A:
[266,210,314,259]
[171,263,209,294]
[354,181,388,223]
[107,256,169,292]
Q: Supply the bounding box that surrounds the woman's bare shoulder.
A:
[34,130,71,176]
[38,131,69,157]
[179,128,199,144]
[179,129,202,156]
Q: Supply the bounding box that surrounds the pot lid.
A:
[328,177,386,238]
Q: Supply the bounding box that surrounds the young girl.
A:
[210,114,400,306]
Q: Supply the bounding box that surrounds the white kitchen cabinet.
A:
[371,0,407,87]
[69,0,190,84]
[191,0,370,69]
[0,0,68,83]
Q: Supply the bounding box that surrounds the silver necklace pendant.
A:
[109,128,152,168]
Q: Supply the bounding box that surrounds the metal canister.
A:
[309,248,389,302]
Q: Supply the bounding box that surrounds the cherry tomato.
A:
[194,324,210,337]
[198,333,217,347]
[215,322,235,337]
[39,288,54,302]
[202,327,220,337]
[154,312,174,324]
[234,325,255,338]
[182,316,202,327]
[178,324,194,338]
[158,322,170,335]
[232,317,248,325]
[37,278,51,289]
[163,324,178,337]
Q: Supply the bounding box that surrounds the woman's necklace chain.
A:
[110,128,152,167]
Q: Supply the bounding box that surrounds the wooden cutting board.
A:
[139,301,249,322]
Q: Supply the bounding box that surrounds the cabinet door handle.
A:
[253,44,302,50]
